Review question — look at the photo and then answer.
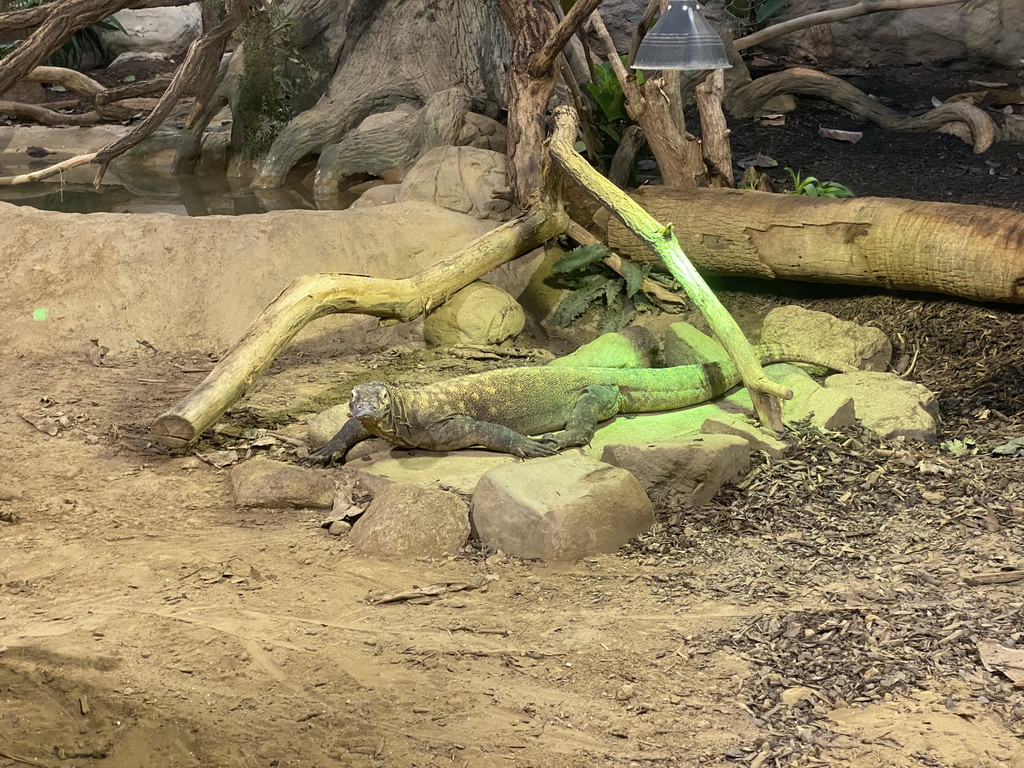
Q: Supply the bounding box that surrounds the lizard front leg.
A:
[541,385,620,450]
[299,417,373,466]
[422,415,559,459]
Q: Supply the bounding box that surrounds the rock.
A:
[362,450,515,496]
[780,686,819,707]
[307,403,350,449]
[350,483,470,559]
[350,184,401,208]
[230,458,334,509]
[615,683,635,701]
[700,417,790,459]
[760,306,892,371]
[423,281,525,347]
[109,51,171,68]
[825,372,940,443]
[98,5,203,56]
[327,521,352,536]
[601,434,750,507]
[458,113,508,153]
[397,146,512,221]
[472,455,654,561]
[663,322,727,366]
[0,201,495,356]
[0,483,24,502]
[766,364,857,431]
[549,327,659,369]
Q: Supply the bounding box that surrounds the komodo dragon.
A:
[300,343,853,466]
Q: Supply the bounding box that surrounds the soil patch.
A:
[2,63,1024,767]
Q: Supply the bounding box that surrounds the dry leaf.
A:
[82,338,110,367]
[18,412,60,436]
[992,89,1024,106]
[818,127,863,143]
[736,153,778,169]
[196,449,240,468]
[945,90,988,105]
[977,639,1024,683]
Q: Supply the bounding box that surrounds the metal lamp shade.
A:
[632,0,732,71]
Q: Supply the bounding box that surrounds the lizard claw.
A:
[513,438,560,459]
[297,449,342,467]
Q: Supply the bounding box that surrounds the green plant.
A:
[726,0,788,30]
[784,167,855,198]
[586,56,644,143]
[550,244,672,332]
[237,0,317,157]
[0,0,123,69]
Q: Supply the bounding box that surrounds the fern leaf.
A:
[551,274,611,327]
[601,287,627,334]
[552,244,613,274]
[618,259,647,298]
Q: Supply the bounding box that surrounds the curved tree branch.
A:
[548,105,791,431]
[0,0,192,34]
[0,100,101,125]
[0,0,151,96]
[0,152,98,185]
[734,0,969,51]
[149,209,566,447]
[728,66,995,153]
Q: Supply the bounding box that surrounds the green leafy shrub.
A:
[550,244,673,332]
[784,167,855,198]
[586,56,644,143]
[726,0,789,30]
[237,0,318,157]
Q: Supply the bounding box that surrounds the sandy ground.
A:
[3,61,1024,768]
[2,318,1023,768]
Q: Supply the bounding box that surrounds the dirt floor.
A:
[2,63,1024,768]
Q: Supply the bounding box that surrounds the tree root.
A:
[727,66,996,153]
[312,87,470,199]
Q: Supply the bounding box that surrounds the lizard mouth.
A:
[350,401,376,420]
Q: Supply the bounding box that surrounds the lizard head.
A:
[349,382,394,432]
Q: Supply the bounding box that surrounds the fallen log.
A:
[604,186,1024,304]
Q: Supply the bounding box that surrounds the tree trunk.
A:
[605,186,1024,304]
[250,0,509,189]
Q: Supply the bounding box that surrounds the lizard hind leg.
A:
[541,385,621,450]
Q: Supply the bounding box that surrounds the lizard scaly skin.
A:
[301,343,853,465]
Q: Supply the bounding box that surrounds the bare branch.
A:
[90,0,251,183]
[529,0,602,77]
[735,0,969,51]
[0,100,101,125]
[0,0,192,34]
[0,152,98,185]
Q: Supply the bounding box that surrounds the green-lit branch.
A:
[547,105,791,431]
